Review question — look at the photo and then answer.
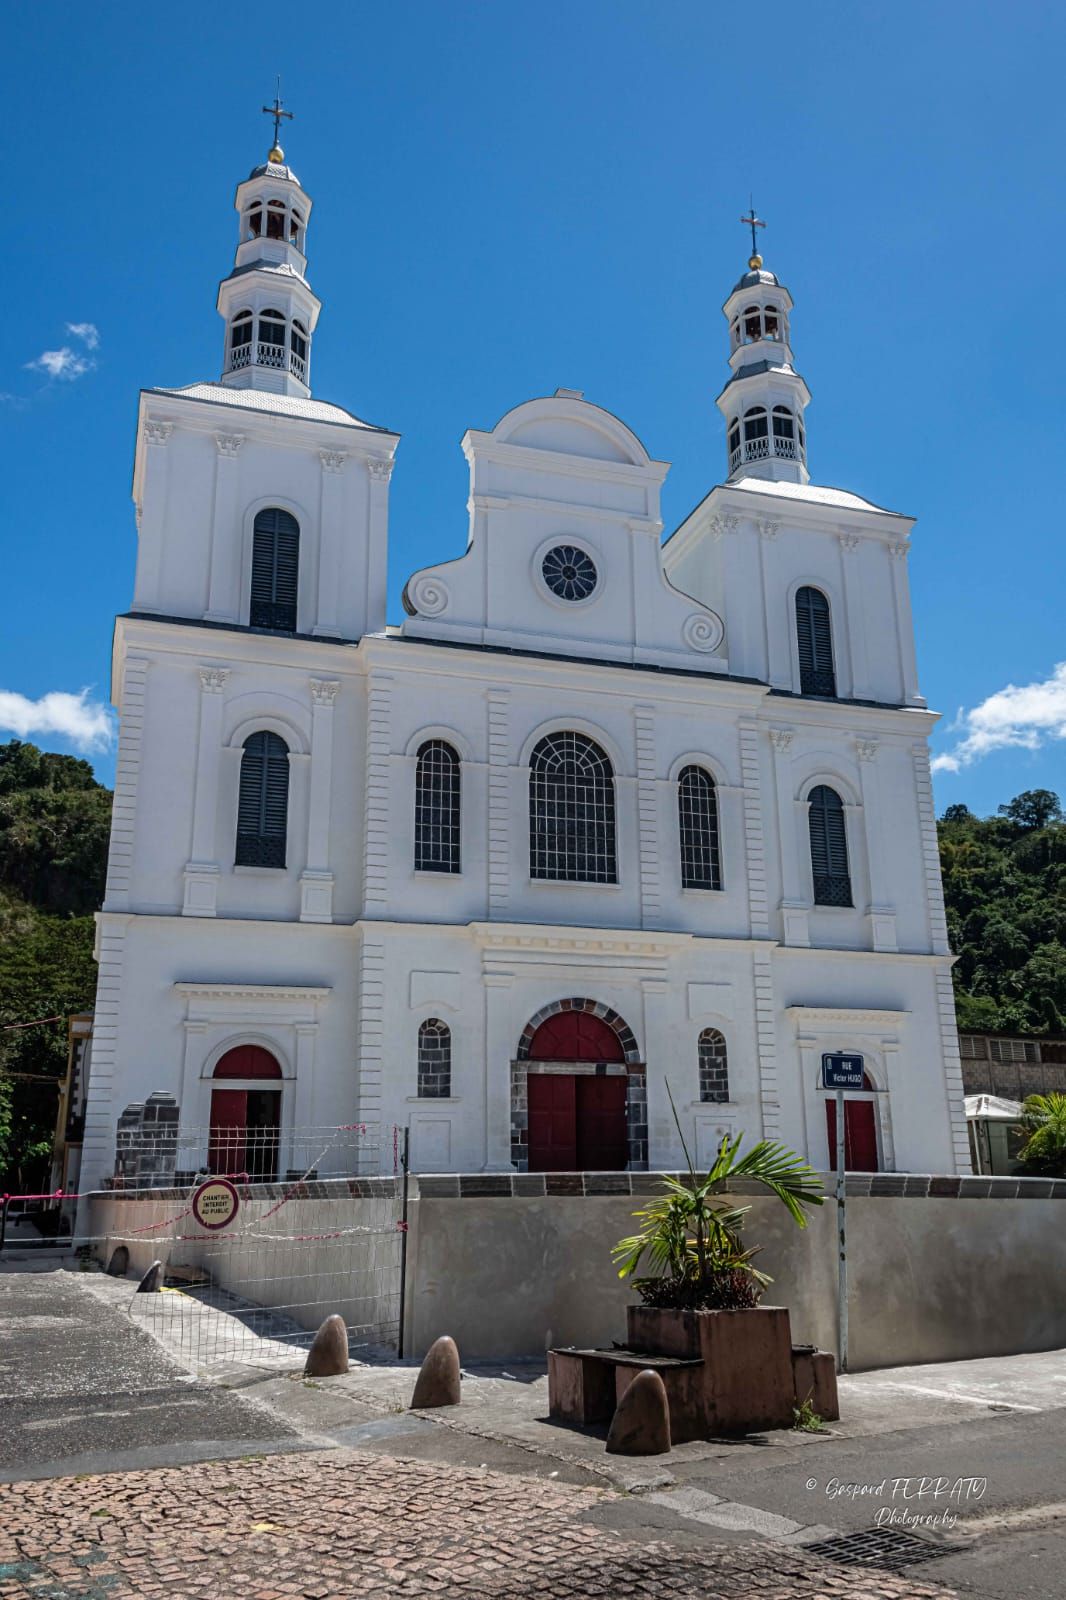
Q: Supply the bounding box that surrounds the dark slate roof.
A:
[731,267,785,293]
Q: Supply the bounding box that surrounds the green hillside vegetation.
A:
[0,734,1062,1189]
[0,741,111,1189]
[938,789,1066,1034]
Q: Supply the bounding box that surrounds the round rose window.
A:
[541,544,598,602]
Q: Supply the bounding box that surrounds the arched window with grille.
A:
[808,784,852,906]
[414,739,461,874]
[417,1018,451,1098]
[698,1028,729,1103]
[678,766,722,890]
[795,585,836,697]
[236,731,290,868]
[250,507,299,631]
[529,731,616,883]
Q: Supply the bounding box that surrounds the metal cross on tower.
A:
[740,201,766,259]
[262,79,294,151]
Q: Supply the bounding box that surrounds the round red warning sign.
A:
[191,1176,240,1231]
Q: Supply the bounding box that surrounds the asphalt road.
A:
[0,1262,306,1480]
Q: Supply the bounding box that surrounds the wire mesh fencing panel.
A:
[112,1124,408,1377]
[110,1119,396,1191]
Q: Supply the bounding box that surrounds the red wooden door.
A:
[576,1075,628,1171]
[825,1098,879,1172]
[528,1074,577,1171]
[209,1087,247,1176]
[526,1013,624,1063]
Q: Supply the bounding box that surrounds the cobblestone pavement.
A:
[0,1448,958,1600]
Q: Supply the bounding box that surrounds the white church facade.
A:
[79,135,970,1193]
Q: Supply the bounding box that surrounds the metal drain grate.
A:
[805,1526,948,1571]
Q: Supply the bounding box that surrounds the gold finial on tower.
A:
[262,76,294,164]
[740,199,766,269]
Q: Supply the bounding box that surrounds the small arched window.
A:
[231,310,253,354]
[772,406,795,440]
[808,785,852,907]
[795,586,836,697]
[289,208,303,243]
[678,766,722,890]
[247,204,263,239]
[764,304,780,340]
[250,507,299,631]
[730,318,741,348]
[266,199,286,240]
[258,307,286,346]
[417,1019,451,1098]
[743,305,762,343]
[236,731,290,868]
[743,406,768,441]
[728,417,741,457]
[698,1028,729,1103]
[414,740,461,874]
[529,731,616,883]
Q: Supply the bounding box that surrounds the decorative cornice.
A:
[856,739,879,762]
[173,982,332,1002]
[319,449,347,474]
[198,666,229,695]
[215,433,244,458]
[144,421,173,446]
[784,1006,908,1026]
[310,677,340,706]
[366,455,394,481]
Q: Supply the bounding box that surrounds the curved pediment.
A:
[489,395,651,467]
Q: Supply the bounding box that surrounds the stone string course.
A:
[0,1448,956,1600]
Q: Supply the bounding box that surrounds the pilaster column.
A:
[738,720,770,938]
[301,678,339,922]
[313,450,347,637]
[180,1021,209,1156]
[487,689,511,917]
[183,667,229,916]
[838,531,869,699]
[633,705,661,929]
[292,1023,318,1134]
[856,739,897,951]
[484,972,515,1171]
[770,727,809,946]
[363,671,394,912]
[364,455,394,637]
[639,977,669,1168]
[205,434,245,622]
[132,422,173,613]
[889,542,923,705]
[756,520,789,688]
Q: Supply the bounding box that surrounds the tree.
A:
[1017,1094,1066,1178]
[998,791,1063,832]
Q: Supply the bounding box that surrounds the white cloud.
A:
[0,689,114,754]
[66,322,100,350]
[932,662,1066,774]
[24,346,93,381]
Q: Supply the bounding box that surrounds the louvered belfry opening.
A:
[236,731,290,868]
[808,784,852,906]
[414,740,461,873]
[796,585,836,697]
[678,765,722,889]
[529,731,617,883]
[250,507,299,631]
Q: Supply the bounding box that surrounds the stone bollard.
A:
[606,1369,672,1456]
[136,1259,163,1293]
[304,1314,350,1377]
[410,1335,461,1409]
[106,1245,130,1278]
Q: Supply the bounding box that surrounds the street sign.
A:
[191,1177,240,1232]
[822,1052,865,1090]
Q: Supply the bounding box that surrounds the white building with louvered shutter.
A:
[79,137,970,1200]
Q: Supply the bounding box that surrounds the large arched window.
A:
[529,731,616,883]
[258,307,287,368]
[250,507,299,631]
[678,766,722,890]
[808,785,851,906]
[795,585,836,697]
[417,1018,452,1098]
[414,739,461,874]
[236,731,290,868]
[698,1028,729,1103]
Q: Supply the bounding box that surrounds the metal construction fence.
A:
[2,1123,411,1378]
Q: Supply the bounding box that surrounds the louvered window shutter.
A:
[250,508,299,632]
[796,587,836,697]
[809,785,851,906]
[236,731,289,868]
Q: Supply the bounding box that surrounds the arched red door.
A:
[525,1012,629,1173]
[825,1078,879,1172]
[209,1046,282,1181]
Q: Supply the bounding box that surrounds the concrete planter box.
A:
[625,1304,798,1437]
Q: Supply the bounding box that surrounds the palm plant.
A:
[1017,1093,1066,1178]
[612,1084,824,1310]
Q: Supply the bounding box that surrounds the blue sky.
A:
[3,1,1064,816]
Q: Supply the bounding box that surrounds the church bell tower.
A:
[216,92,321,399]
